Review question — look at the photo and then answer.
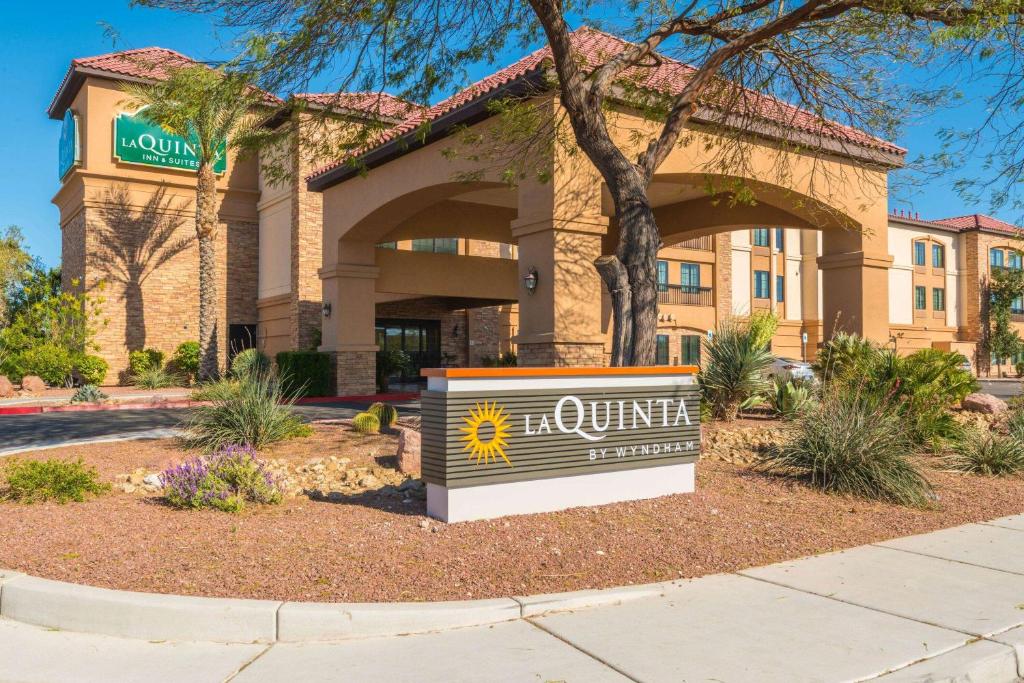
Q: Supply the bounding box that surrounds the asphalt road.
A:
[977,380,1023,400]
[0,401,420,453]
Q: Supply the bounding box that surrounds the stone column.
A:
[320,242,379,395]
[290,114,326,351]
[713,233,732,327]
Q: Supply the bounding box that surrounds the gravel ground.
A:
[1,424,1022,603]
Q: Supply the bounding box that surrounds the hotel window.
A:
[932,287,945,312]
[913,241,926,266]
[752,228,770,247]
[754,270,771,299]
[680,263,700,291]
[656,334,669,365]
[1011,252,1023,270]
[656,260,668,292]
[914,286,927,311]
[775,228,785,250]
[1013,296,1024,314]
[991,248,1005,268]
[932,244,944,269]
[681,335,701,365]
[377,241,397,249]
[776,275,785,302]
[412,238,458,254]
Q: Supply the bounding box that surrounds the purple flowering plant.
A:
[160,444,282,512]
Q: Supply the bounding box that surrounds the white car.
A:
[767,356,816,382]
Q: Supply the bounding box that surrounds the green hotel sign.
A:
[113,109,226,174]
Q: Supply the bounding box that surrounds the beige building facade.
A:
[49,34,1016,391]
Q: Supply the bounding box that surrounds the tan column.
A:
[319,240,379,395]
[818,211,892,343]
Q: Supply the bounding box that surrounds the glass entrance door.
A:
[375,319,442,381]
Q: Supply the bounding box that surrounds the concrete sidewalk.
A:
[2,516,1024,682]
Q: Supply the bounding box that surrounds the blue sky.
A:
[0,1,1008,267]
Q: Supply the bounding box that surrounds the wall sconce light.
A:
[322,302,332,318]
[523,267,539,294]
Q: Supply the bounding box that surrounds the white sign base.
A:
[427,462,695,523]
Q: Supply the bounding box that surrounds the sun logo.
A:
[459,401,513,467]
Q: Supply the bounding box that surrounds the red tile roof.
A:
[310,26,904,181]
[933,213,1022,235]
[293,92,423,121]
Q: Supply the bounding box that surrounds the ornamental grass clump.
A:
[160,444,283,512]
[758,388,933,506]
[2,458,110,504]
[946,430,1024,476]
[181,370,310,452]
[132,365,179,389]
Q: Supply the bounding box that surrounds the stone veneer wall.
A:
[518,341,605,367]
[64,198,258,384]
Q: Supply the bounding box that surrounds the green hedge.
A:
[275,351,331,398]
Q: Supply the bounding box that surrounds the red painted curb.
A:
[296,392,419,404]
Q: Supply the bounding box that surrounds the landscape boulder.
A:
[21,375,46,393]
[0,376,15,398]
[396,427,422,476]
[961,392,1008,415]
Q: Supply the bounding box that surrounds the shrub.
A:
[764,376,816,419]
[73,354,108,386]
[71,384,107,404]
[181,371,309,451]
[1017,362,1024,379]
[376,347,411,393]
[128,348,165,377]
[172,341,201,382]
[2,458,110,504]
[275,351,330,398]
[813,332,877,381]
[19,343,73,386]
[368,401,398,427]
[190,378,240,401]
[352,411,381,434]
[231,349,271,379]
[748,311,779,350]
[758,388,932,506]
[947,430,1024,476]
[160,444,283,512]
[132,365,179,389]
[699,318,773,420]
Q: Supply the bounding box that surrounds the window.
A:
[377,241,397,249]
[681,335,701,365]
[913,241,926,266]
[412,238,458,254]
[1011,252,1023,270]
[932,244,944,269]
[1013,296,1024,314]
[656,260,668,292]
[752,228,770,247]
[932,287,945,312]
[991,248,1005,268]
[680,263,700,291]
[914,286,927,311]
[754,270,771,299]
[776,275,785,302]
[775,228,785,251]
[656,335,669,365]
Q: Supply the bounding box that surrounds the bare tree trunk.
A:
[594,255,631,366]
[614,188,661,366]
[195,162,219,381]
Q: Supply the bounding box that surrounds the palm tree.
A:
[123,65,265,380]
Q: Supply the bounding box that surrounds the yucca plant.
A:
[352,412,381,434]
[946,430,1024,476]
[699,318,774,421]
[758,387,932,506]
[231,348,271,379]
[813,331,878,382]
[181,371,310,451]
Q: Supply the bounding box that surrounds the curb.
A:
[0,428,183,457]
[0,569,680,644]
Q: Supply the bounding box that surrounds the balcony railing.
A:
[674,235,715,251]
[657,284,714,306]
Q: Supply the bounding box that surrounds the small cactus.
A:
[352,411,381,435]
[367,401,398,427]
[71,384,108,404]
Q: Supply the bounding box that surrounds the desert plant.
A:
[72,354,108,386]
[231,348,271,379]
[19,343,73,386]
[758,388,932,506]
[764,376,816,419]
[70,384,108,404]
[813,332,878,381]
[352,411,381,434]
[275,350,329,397]
[132,365,179,390]
[190,378,241,401]
[172,341,201,383]
[748,311,779,350]
[699,318,773,420]
[1008,408,1024,443]
[368,401,398,428]
[160,444,283,512]
[181,371,310,451]
[946,430,1024,476]
[376,347,411,393]
[2,458,110,504]
[128,348,165,377]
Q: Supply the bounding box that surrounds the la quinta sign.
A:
[113,109,227,173]
[421,366,700,522]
